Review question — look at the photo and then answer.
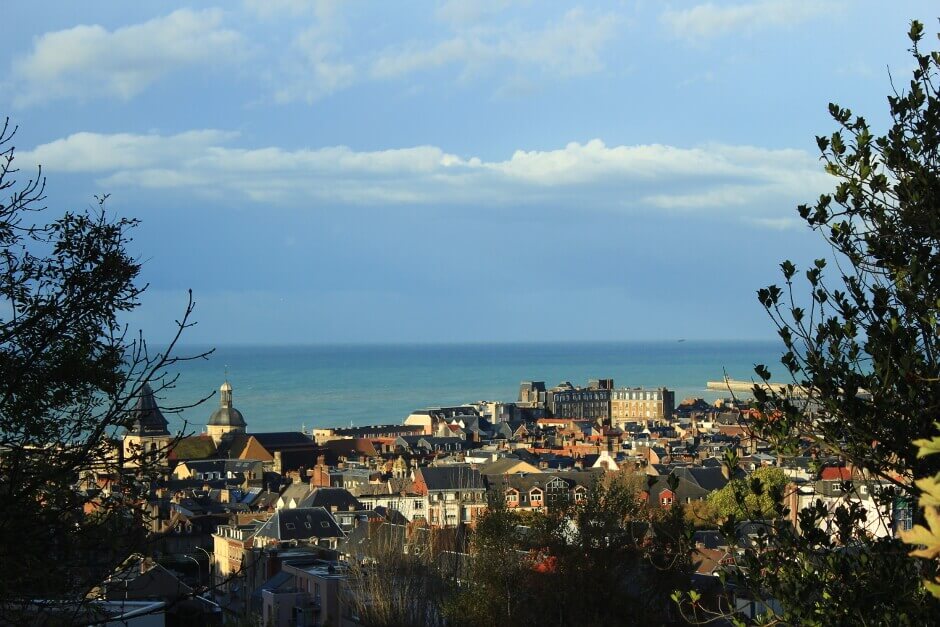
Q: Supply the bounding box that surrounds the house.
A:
[261,560,355,627]
[502,472,595,512]
[479,457,541,477]
[253,507,346,550]
[172,459,264,484]
[298,487,363,514]
[393,435,474,455]
[643,466,729,508]
[277,482,312,510]
[785,465,913,539]
[211,520,266,595]
[94,555,222,626]
[412,467,486,527]
[492,420,530,441]
[354,479,428,522]
[221,432,318,473]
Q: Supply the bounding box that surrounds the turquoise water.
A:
[151,341,786,434]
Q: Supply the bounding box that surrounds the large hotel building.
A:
[610,387,675,427]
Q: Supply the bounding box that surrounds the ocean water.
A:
[151,341,787,434]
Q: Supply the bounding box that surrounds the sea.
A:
[151,341,787,434]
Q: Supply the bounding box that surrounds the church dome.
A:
[208,380,246,428]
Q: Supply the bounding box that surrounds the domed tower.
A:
[123,382,172,468]
[207,381,247,445]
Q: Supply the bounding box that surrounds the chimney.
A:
[266,548,281,579]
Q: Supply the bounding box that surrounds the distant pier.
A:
[706,378,805,395]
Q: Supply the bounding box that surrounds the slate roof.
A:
[279,482,312,505]
[679,466,729,492]
[341,522,408,561]
[208,406,246,428]
[299,487,363,511]
[479,457,535,476]
[417,466,485,491]
[125,383,170,437]
[255,507,345,542]
[646,466,728,504]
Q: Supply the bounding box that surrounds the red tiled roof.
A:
[821,466,853,481]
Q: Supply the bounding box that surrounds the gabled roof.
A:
[100,555,193,601]
[279,482,311,505]
[417,466,484,491]
[299,487,363,511]
[680,466,729,492]
[223,434,273,462]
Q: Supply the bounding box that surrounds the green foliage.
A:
[448,471,694,626]
[0,119,200,618]
[707,467,788,521]
[732,20,940,625]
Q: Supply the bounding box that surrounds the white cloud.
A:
[21,131,831,225]
[20,130,238,172]
[10,9,243,106]
[661,0,834,42]
[372,9,620,80]
[273,23,356,103]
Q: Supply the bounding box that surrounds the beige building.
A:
[610,387,675,427]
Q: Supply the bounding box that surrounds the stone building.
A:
[547,379,613,423]
[610,387,675,428]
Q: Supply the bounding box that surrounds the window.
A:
[414,500,424,509]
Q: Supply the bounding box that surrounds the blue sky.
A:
[2,1,933,344]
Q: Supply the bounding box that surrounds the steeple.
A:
[125,382,170,437]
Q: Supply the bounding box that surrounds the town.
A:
[64,375,909,626]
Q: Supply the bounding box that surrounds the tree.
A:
[448,471,694,626]
[343,522,451,627]
[687,21,940,625]
[706,466,788,521]
[0,119,205,623]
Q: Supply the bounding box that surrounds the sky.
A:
[1,1,934,344]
